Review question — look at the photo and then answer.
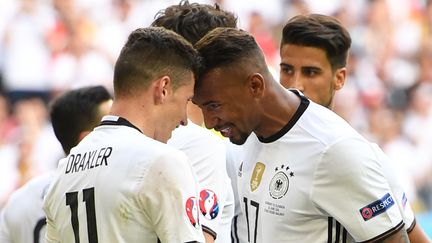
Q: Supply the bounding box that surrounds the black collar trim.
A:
[99,115,142,134]
[257,89,309,143]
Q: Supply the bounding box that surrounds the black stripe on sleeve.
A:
[231,215,239,243]
[407,218,417,233]
[202,225,217,240]
[342,228,348,243]
[327,217,333,243]
[335,221,341,243]
[358,220,405,243]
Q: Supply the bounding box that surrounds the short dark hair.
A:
[50,86,112,154]
[113,27,201,97]
[151,0,237,45]
[194,27,266,84]
[281,14,351,70]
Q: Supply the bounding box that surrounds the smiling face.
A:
[279,44,346,108]
[193,67,259,145]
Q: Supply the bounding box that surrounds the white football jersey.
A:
[43,115,204,243]
[236,91,404,242]
[0,172,53,243]
[169,121,235,243]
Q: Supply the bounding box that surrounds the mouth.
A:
[217,126,233,138]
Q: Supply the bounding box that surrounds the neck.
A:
[255,83,300,138]
[109,98,156,139]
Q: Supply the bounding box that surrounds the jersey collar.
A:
[99,115,142,134]
[257,89,309,143]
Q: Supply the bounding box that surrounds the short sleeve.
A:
[370,144,415,232]
[311,137,404,242]
[138,150,205,243]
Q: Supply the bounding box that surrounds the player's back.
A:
[169,121,235,242]
[43,116,203,243]
[0,172,53,243]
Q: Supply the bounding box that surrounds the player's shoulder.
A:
[7,172,54,203]
[169,122,225,149]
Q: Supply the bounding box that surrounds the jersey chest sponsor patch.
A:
[359,193,395,221]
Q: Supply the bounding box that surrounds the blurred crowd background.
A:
[0,0,432,231]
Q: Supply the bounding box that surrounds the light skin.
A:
[279,44,346,109]
[110,72,194,143]
[280,43,429,243]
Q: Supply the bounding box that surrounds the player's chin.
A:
[229,133,248,145]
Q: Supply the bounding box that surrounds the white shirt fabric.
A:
[43,115,204,243]
[0,172,53,243]
[169,121,234,243]
[234,91,404,243]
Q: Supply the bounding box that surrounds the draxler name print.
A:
[65,147,113,174]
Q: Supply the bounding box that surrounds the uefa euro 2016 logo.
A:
[199,189,219,220]
[186,197,200,227]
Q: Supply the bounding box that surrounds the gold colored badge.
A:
[250,162,266,192]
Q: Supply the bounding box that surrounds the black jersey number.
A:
[243,197,259,243]
[66,187,98,243]
[33,217,46,243]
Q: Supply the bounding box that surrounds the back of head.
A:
[195,27,267,85]
[281,14,351,70]
[113,27,201,98]
[50,86,112,154]
[151,0,237,44]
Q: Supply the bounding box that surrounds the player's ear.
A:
[153,76,171,104]
[334,67,347,91]
[248,73,265,98]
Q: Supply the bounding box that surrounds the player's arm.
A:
[311,138,408,242]
[374,227,409,243]
[408,222,431,243]
[139,150,205,243]
[370,144,431,243]
[203,232,215,243]
[196,139,231,243]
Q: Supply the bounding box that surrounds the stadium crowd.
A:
[0,0,431,233]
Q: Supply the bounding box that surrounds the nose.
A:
[292,74,304,92]
[202,111,218,130]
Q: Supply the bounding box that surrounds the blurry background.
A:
[0,0,431,234]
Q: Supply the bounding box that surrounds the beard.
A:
[229,130,250,145]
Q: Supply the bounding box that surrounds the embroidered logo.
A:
[250,162,266,192]
[199,189,219,220]
[185,197,200,227]
[359,193,395,221]
[402,193,407,209]
[269,164,293,199]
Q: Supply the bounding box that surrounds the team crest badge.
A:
[269,164,294,199]
[199,189,219,220]
[250,162,266,192]
[185,197,200,227]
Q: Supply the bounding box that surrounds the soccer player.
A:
[193,27,409,242]
[0,85,112,243]
[279,14,430,243]
[43,27,204,243]
[152,2,237,242]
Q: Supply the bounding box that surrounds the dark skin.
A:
[193,61,410,243]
